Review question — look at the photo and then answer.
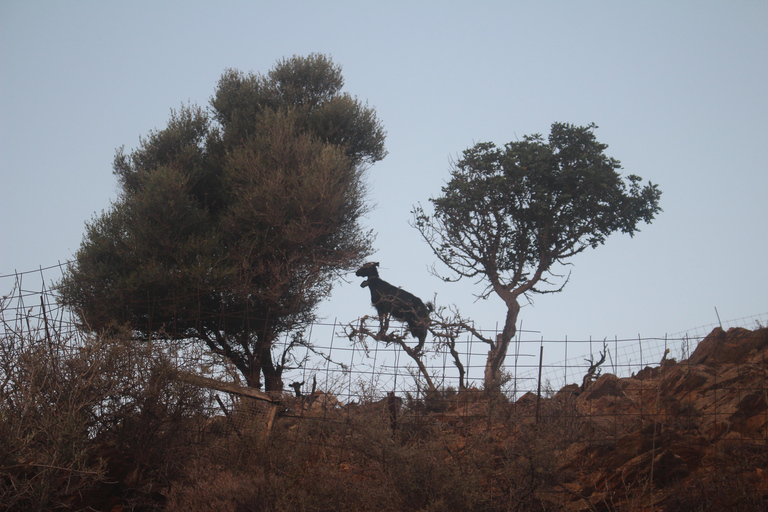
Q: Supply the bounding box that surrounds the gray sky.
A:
[2,1,766,347]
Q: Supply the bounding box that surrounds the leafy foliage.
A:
[59,54,386,390]
[414,123,661,389]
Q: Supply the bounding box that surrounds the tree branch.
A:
[346,316,436,393]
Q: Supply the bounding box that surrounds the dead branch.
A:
[427,303,494,390]
[174,370,278,403]
[346,316,437,393]
[581,341,608,392]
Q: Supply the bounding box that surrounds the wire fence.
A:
[3,264,767,510]
[1,263,766,403]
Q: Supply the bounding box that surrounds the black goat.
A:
[289,381,304,398]
[355,262,432,352]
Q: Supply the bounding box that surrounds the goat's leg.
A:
[379,314,390,335]
[414,333,426,354]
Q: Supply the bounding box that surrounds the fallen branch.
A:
[174,370,278,404]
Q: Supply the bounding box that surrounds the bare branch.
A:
[581,340,608,392]
[345,318,436,393]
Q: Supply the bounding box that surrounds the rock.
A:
[555,383,581,399]
[553,327,768,511]
[651,449,690,487]
[514,391,539,407]
[688,327,768,365]
[580,374,625,401]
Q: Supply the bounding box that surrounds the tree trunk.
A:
[484,299,520,392]
[243,363,263,390]
[260,344,284,392]
[400,342,437,394]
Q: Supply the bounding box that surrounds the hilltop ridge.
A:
[509,326,768,510]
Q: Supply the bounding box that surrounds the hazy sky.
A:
[2,1,766,348]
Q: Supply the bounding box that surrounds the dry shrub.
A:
[0,323,213,511]
[166,414,381,512]
[165,397,495,512]
[661,437,768,511]
[487,426,569,511]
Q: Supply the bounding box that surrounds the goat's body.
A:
[356,263,431,351]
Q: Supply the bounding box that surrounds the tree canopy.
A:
[413,122,661,390]
[59,54,386,390]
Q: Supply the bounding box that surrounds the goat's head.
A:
[355,261,380,278]
[289,381,304,397]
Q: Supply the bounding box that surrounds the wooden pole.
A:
[175,370,277,403]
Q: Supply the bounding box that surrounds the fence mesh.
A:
[2,264,767,510]
[2,264,765,402]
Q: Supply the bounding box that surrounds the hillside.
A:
[2,326,766,511]
[160,326,768,511]
[535,326,768,510]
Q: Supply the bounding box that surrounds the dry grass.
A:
[3,302,767,512]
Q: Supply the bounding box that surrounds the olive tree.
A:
[413,123,661,391]
[59,54,386,391]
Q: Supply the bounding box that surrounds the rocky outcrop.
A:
[547,327,768,511]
